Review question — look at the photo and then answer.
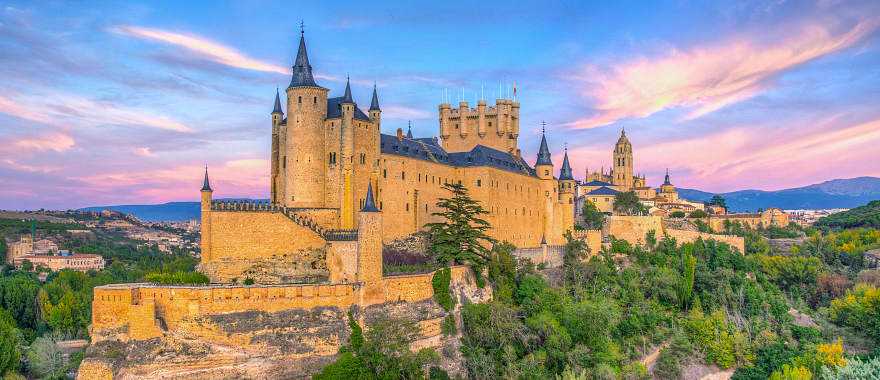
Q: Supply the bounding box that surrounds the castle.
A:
[196,31,575,284]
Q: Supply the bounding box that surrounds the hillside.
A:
[679,176,880,212]
[813,200,880,229]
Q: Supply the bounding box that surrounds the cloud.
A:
[381,105,431,120]
[568,114,880,192]
[134,147,154,157]
[1,159,60,174]
[110,25,290,75]
[14,133,75,152]
[569,19,879,129]
[0,91,192,132]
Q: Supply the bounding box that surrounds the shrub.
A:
[826,284,880,343]
[441,314,457,336]
[432,267,455,311]
[144,271,210,285]
[26,336,65,379]
[820,355,880,379]
[670,211,686,218]
[689,210,708,218]
[0,311,19,376]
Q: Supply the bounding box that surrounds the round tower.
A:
[199,167,213,261]
[535,123,554,180]
[284,30,329,208]
[558,147,575,204]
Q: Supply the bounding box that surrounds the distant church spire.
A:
[559,146,573,180]
[664,168,671,185]
[362,183,379,212]
[406,121,413,138]
[201,166,212,192]
[369,82,380,111]
[536,121,552,166]
[288,27,319,88]
[342,76,354,104]
[272,88,283,114]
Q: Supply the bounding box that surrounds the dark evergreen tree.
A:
[580,199,605,229]
[613,191,647,216]
[425,183,496,274]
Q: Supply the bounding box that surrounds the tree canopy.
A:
[425,183,496,274]
[613,191,647,216]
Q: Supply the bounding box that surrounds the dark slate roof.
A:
[586,186,619,196]
[664,169,672,185]
[326,97,371,121]
[379,134,535,176]
[272,89,283,114]
[288,34,321,88]
[582,180,612,186]
[369,84,380,111]
[362,183,378,212]
[201,167,212,192]
[559,150,573,180]
[536,133,552,166]
[342,78,353,103]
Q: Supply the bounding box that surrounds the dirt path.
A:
[641,342,669,372]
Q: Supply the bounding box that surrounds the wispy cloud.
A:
[110,25,290,75]
[0,91,192,132]
[14,133,75,152]
[569,19,879,129]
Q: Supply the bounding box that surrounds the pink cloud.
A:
[0,91,192,132]
[111,25,289,75]
[134,147,154,157]
[569,19,879,129]
[568,115,880,192]
[14,132,75,152]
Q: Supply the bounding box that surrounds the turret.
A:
[369,83,381,126]
[535,124,554,179]
[356,184,384,304]
[271,88,283,126]
[406,121,413,139]
[558,147,575,203]
[439,103,451,139]
[200,166,213,261]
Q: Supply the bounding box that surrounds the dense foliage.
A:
[815,200,880,229]
[612,191,648,216]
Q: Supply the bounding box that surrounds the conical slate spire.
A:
[664,168,671,185]
[535,124,553,166]
[201,166,212,192]
[272,88,283,114]
[288,32,319,88]
[559,148,573,180]
[342,76,353,104]
[362,183,379,212]
[406,121,413,138]
[369,83,380,111]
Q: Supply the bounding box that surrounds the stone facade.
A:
[707,208,790,232]
[605,215,744,252]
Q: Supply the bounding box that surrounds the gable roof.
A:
[326,97,371,121]
[586,186,619,196]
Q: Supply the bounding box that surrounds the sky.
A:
[1,0,879,210]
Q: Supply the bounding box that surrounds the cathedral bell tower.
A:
[612,128,633,189]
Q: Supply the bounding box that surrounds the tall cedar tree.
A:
[613,191,647,216]
[425,183,496,272]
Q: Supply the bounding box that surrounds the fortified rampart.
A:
[606,215,744,253]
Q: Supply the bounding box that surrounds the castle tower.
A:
[612,128,634,189]
[356,184,384,304]
[283,29,329,208]
[200,167,213,261]
[369,83,381,126]
[270,89,283,204]
[558,147,576,234]
[534,124,556,244]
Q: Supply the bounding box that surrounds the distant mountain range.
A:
[80,177,880,221]
[679,177,880,212]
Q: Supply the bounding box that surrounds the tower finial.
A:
[299,20,304,36]
[541,120,546,134]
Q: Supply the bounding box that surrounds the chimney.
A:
[396,128,403,141]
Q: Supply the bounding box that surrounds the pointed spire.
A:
[201,166,212,192]
[342,76,353,104]
[617,126,630,145]
[288,28,319,88]
[559,146,573,180]
[369,82,380,111]
[362,183,379,212]
[536,121,552,166]
[406,121,413,138]
[541,234,547,245]
[272,87,283,114]
[664,168,671,185]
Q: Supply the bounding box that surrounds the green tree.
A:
[25,336,65,380]
[0,311,19,376]
[425,183,495,275]
[669,211,686,218]
[613,191,647,216]
[0,275,40,331]
[580,200,605,229]
[708,195,727,209]
[679,248,696,310]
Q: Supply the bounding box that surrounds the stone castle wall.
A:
[605,215,744,252]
